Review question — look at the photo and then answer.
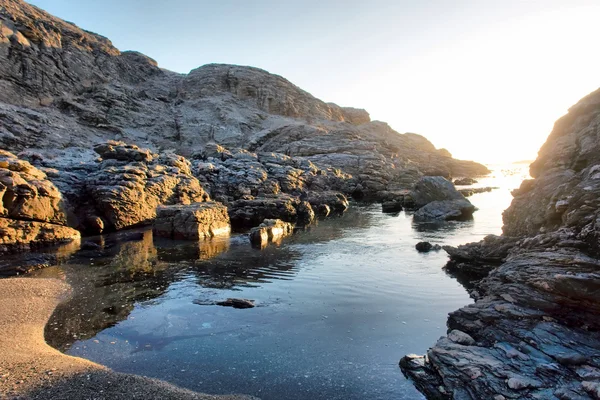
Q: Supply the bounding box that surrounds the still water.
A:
[33,166,528,400]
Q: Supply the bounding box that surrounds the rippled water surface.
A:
[33,166,528,400]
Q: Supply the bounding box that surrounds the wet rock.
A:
[415,242,442,252]
[153,202,230,240]
[401,88,600,400]
[382,200,403,213]
[413,199,475,221]
[249,219,294,249]
[306,191,349,213]
[215,298,255,309]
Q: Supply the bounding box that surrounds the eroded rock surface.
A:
[0,150,79,252]
[153,202,230,240]
[0,0,487,206]
[401,88,600,399]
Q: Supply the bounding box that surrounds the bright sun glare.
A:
[343,4,600,164]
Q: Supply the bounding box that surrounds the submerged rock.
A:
[382,200,403,213]
[415,242,441,252]
[153,202,230,240]
[215,298,255,309]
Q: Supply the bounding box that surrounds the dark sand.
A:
[0,278,256,400]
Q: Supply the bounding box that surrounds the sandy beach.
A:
[0,278,255,400]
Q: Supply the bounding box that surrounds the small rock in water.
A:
[415,242,441,252]
[382,200,403,213]
[216,298,255,309]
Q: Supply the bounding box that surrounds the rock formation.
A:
[0,0,487,202]
[410,176,476,221]
[0,150,79,252]
[153,202,230,240]
[401,88,600,399]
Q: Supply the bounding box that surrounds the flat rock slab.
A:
[153,202,230,240]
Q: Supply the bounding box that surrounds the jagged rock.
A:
[414,199,475,221]
[454,178,478,186]
[153,202,230,240]
[402,87,600,400]
[248,219,294,249]
[0,0,487,204]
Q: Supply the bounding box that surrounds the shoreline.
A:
[0,278,255,400]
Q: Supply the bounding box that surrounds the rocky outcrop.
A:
[401,88,600,399]
[153,202,230,240]
[0,150,79,252]
[0,0,487,204]
[86,141,208,232]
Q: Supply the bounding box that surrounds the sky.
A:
[28,0,600,163]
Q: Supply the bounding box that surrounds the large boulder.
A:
[411,176,466,208]
[153,202,230,240]
[413,199,475,221]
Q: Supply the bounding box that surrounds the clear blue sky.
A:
[28,0,600,163]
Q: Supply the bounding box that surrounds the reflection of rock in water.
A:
[0,239,80,276]
[41,206,376,351]
[155,235,231,262]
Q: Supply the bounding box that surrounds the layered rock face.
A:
[401,89,600,399]
[0,0,487,204]
[0,150,79,252]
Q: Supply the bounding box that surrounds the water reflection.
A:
[38,209,376,352]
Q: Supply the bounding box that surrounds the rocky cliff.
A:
[401,89,600,399]
[0,0,487,197]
